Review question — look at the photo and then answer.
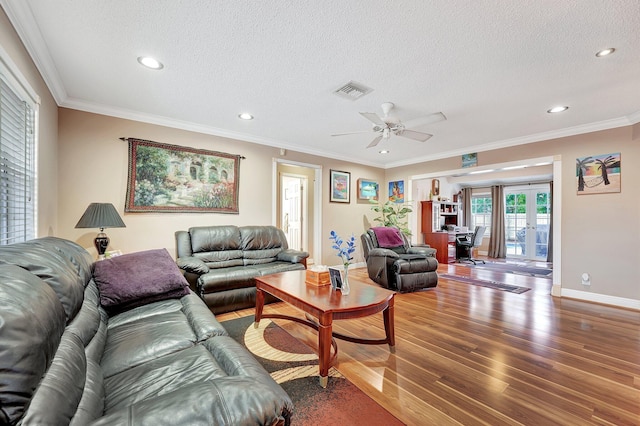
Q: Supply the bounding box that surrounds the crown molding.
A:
[1,0,67,104]
[627,109,640,124]
[384,114,638,169]
[61,97,385,168]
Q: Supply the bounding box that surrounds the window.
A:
[471,194,491,236]
[0,67,36,244]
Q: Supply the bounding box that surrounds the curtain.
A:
[488,185,506,258]
[462,187,473,228]
[546,180,553,263]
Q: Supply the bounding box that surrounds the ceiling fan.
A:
[332,102,446,148]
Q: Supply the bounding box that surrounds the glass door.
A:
[505,185,550,260]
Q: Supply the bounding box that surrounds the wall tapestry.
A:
[389,180,404,203]
[124,138,241,213]
[576,152,621,195]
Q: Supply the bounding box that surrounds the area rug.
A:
[439,273,531,293]
[221,315,405,426]
[459,261,552,278]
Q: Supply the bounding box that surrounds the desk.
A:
[423,231,472,264]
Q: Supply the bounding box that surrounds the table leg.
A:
[254,287,265,329]
[383,298,396,353]
[318,314,332,388]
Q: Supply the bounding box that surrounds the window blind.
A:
[0,77,35,245]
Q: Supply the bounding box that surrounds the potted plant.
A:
[369,200,413,236]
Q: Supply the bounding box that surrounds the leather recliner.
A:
[361,227,439,293]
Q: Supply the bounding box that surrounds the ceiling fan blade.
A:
[359,112,386,126]
[402,112,447,129]
[398,129,433,142]
[331,130,374,137]
[366,135,383,148]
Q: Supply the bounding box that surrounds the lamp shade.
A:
[75,203,126,230]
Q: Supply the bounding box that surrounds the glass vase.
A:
[341,265,350,295]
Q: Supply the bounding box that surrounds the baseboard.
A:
[561,288,640,310]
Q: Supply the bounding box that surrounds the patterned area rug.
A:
[221,315,405,426]
[439,273,531,293]
[459,261,552,278]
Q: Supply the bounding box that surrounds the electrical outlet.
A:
[581,273,591,286]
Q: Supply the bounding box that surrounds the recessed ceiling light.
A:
[547,106,569,113]
[137,56,164,70]
[379,150,389,154]
[238,113,254,120]
[595,48,615,57]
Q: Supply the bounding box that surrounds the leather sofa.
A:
[0,237,292,425]
[175,225,309,314]
[361,227,439,293]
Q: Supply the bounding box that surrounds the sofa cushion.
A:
[93,249,189,314]
[101,307,197,378]
[0,240,87,322]
[190,226,241,252]
[103,344,226,413]
[0,265,67,425]
[199,265,263,293]
[239,225,286,251]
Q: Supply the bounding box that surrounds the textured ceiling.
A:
[3,0,640,168]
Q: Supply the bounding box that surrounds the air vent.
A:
[333,81,373,101]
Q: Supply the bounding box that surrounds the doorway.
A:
[504,184,551,261]
[280,174,307,251]
[273,160,322,265]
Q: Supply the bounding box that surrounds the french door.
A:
[504,185,550,261]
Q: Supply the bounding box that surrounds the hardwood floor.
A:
[217,261,640,425]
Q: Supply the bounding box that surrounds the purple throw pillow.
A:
[93,248,189,314]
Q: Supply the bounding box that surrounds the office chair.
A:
[456,226,487,264]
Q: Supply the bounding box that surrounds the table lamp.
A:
[75,203,126,256]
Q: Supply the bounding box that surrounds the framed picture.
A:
[462,153,478,168]
[125,138,241,213]
[576,152,621,195]
[330,169,350,203]
[389,180,404,203]
[329,266,343,290]
[357,178,379,200]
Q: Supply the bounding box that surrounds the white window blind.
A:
[0,76,35,244]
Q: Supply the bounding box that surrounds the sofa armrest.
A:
[367,248,400,259]
[407,246,437,257]
[277,249,309,265]
[176,256,209,275]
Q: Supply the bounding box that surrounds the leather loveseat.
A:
[175,225,309,314]
[0,237,292,425]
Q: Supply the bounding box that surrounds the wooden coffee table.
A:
[254,270,395,387]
